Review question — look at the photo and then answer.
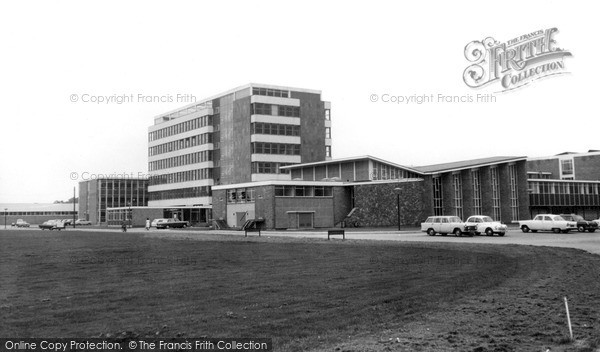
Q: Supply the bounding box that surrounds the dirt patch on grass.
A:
[0,230,598,352]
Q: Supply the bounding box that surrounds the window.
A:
[325,146,332,158]
[252,87,289,98]
[251,103,299,117]
[509,164,519,221]
[325,109,331,120]
[471,170,482,215]
[453,173,463,219]
[560,159,574,179]
[490,167,501,221]
[325,127,331,139]
[432,176,443,216]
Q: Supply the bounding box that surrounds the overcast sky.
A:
[0,0,597,203]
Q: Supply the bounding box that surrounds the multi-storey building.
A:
[79,178,148,224]
[147,84,331,221]
[526,150,600,218]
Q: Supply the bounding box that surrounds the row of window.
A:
[0,211,77,216]
[275,186,333,197]
[149,150,213,171]
[148,186,212,201]
[252,142,301,155]
[252,162,293,174]
[251,103,300,117]
[148,168,213,186]
[252,122,300,136]
[149,115,213,142]
[149,133,213,156]
[227,188,256,203]
[371,162,420,180]
[252,87,290,98]
[432,165,518,221]
[529,181,600,195]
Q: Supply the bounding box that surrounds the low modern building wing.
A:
[0,203,78,226]
[79,178,149,224]
[212,155,530,229]
[527,150,600,218]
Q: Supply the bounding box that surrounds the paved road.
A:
[6,226,599,255]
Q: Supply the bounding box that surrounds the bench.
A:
[244,228,261,237]
[327,229,345,240]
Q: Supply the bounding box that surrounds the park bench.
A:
[327,229,345,240]
[244,227,261,237]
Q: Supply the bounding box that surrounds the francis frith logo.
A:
[463,28,572,92]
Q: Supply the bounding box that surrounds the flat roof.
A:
[0,203,78,211]
[527,150,600,160]
[280,155,424,175]
[413,156,527,174]
[211,178,423,190]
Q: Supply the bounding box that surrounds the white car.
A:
[420,216,476,237]
[519,214,577,234]
[151,218,168,227]
[465,215,507,236]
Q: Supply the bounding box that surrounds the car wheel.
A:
[589,229,596,233]
[427,228,436,236]
[553,228,561,234]
[521,226,530,233]
[485,228,494,236]
[453,228,462,237]
[577,226,585,232]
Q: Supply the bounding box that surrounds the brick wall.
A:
[254,186,275,229]
[212,189,227,221]
[574,154,600,180]
[526,159,559,178]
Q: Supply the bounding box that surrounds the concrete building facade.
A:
[147,84,331,221]
[527,151,600,218]
[79,178,148,224]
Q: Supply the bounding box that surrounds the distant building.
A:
[526,151,600,218]
[79,178,148,224]
[0,203,78,226]
[147,83,331,223]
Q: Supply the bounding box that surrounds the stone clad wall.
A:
[345,181,426,227]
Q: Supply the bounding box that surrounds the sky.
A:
[0,0,597,203]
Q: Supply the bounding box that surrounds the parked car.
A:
[39,219,66,231]
[156,218,190,229]
[464,215,507,236]
[151,218,169,227]
[519,214,577,233]
[420,216,476,237]
[559,214,598,233]
[11,219,30,228]
[75,219,92,226]
[62,219,74,226]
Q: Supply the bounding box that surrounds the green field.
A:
[1,230,599,351]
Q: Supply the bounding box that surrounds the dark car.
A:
[560,214,598,233]
[156,218,190,229]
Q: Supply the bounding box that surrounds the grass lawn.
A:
[0,230,599,351]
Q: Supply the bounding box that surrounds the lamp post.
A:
[127,202,132,228]
[394,187,402,231]
[4,208,7,229]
